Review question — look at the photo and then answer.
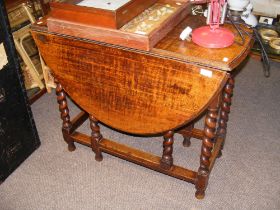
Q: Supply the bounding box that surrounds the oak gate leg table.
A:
[31,16,253,199]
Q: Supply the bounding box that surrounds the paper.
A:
[200,68,212,78]
[0,43,8,70]
[77,0,131,11]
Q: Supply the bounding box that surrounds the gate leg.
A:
[90,115,103,161]
[160,131,174,170]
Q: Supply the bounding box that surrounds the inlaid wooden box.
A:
[47,0,191,51]
[49,0,158,29]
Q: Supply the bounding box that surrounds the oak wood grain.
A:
[32,31,228,134]
[154,16,254,71]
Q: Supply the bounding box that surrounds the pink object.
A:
[192,26,235,48]
[191,0,235,48]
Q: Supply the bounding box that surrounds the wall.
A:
[251,0,280,17]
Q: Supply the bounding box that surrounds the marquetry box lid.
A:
[49,0,158,29]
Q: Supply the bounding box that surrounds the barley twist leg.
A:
[56,82,76,151]
[90,115,103,161]
[160,131,174,170]
[195,99,219,199]
[217,77,234,158]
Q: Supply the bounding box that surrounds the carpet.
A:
[0,58,279,210]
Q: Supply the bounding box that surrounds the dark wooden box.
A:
[46,0,191,51]
[49,0,158,29]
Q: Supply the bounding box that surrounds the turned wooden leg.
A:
[160,131,174,170]
[90,115,103,162]
[217,77,234,158]
[56,82,76,151]
[182,124,194,147]
[195,99,219,199]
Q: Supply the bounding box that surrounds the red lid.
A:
[192,26,235,48]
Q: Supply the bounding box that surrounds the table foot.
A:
[178,124,194,147]
[62,128,76,152]
[217,150,222,158]
[67,143,76,152]
[195,190,205,199]
[95,154,103,162]
[63,131,76,152]
[183,137,191,147]
[195,168,209,199]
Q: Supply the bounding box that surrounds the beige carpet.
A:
[0,58,279,210]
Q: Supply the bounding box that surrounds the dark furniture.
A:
[32,14,253,199]
[0,0,40,183]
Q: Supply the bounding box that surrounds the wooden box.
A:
[49,0,158,29]
[47,0,191,51]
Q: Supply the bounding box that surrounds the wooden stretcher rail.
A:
[70,131,197,184]
[177,128,204,140]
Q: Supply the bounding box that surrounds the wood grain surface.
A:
[31,15,253,134]
[32,31,228,134]
[154,16,254,71]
